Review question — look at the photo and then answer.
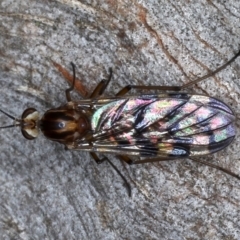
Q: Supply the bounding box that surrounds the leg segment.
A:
[116,50,240,96]
[116,155,134,164]
[65,62,76,102]
[90,152,107,164]
[65,65,112,101]
[90,152,132,197]
[89,68,113,98]
[189,157,240,181]
[65,51,240,100]
[116,85,181,96]
[182,50,240,89]
[117,155,178,164]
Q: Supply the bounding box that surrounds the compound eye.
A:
[21,129,38,140]
[21,108,39,140]
[22,108,38,120]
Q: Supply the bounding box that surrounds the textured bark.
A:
[0,1,240,239]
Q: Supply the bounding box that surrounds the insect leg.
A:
[90,152,106,164]
[116,85,181,96]
[123,155,240,181]
[117,155,178,164]
[116,155,134,164]
[90,152,131,197]
[181,50,240,89]
[189,157,240,181]
[116,50,240,96]
[89,68,113,98]
[65,62,76,102]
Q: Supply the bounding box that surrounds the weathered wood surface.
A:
[0,1,240,239]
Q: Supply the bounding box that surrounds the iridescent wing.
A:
[89,93,235,157]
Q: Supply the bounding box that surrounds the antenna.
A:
[0,108,21,129]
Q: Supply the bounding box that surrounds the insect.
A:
[1,50,240,196]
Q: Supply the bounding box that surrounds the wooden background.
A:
[0,0,240,239]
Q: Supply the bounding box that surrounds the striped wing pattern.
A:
[90,94,235,157]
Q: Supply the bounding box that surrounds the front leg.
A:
[89,68,113,98]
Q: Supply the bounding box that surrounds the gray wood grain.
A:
[0,1,240,239]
